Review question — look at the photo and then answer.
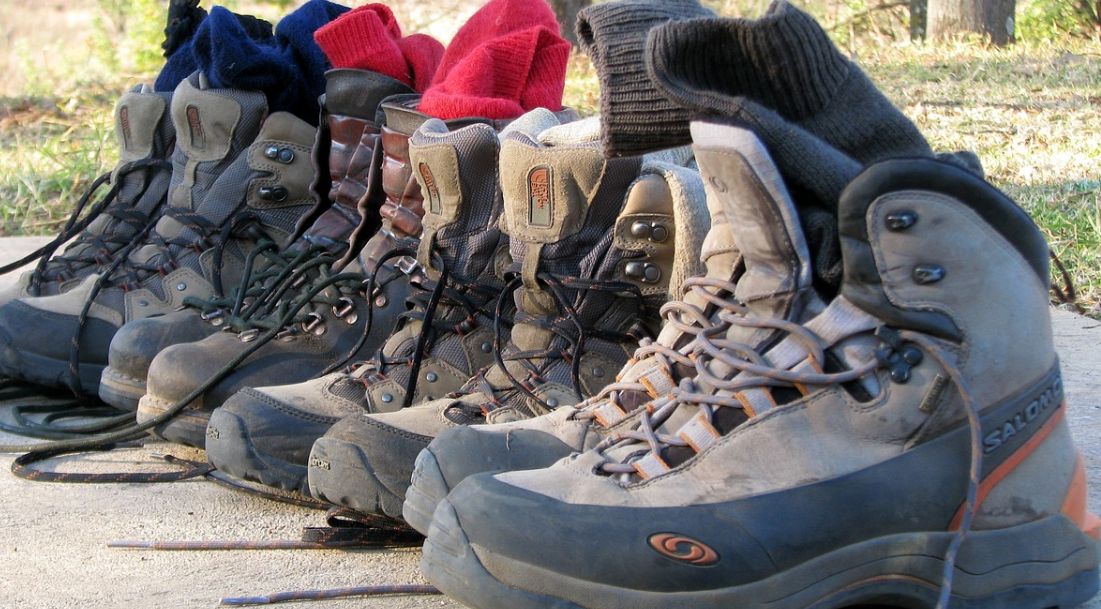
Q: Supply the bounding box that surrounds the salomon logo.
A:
[528,166,552,227]
[309,456,331,471]
[648,533,719,566]
[983,376,1062,453]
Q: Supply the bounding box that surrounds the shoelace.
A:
[219,244,411,378]
[572,274,741,427]
[182,239,343,331]
[62,209,278,397]
[457,272,653,419]
[0,158,171,293]
[347,248,504,409]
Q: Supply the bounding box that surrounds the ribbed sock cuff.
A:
[650,0,932,163]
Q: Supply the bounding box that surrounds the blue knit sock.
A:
[192,0,349,122]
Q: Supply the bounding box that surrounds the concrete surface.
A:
[0,235,1099,608]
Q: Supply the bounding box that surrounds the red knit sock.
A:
[418,0,569,120]
[314,4,443,92]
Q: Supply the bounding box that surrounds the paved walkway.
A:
[0,235,1098,608]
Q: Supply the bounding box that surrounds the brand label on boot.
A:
[419,162,441,215]
[119,106,132,150]
[982,375,1062,454]
[647,533,719,566]
[186,105,205,150]
[527,166,553,227]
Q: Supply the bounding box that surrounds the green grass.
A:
[1,32,1099,315]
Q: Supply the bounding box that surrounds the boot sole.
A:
[204,408,309,494]
[423,499,1100,609]
[403,446,450,535]
[97,367,146,411]
[308,436,405,519]
[136,393,210,449]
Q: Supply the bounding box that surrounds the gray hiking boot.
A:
[0,84,174,305]
[402,121,791,534]
[420,123,1101,609]
[0,72,313,395]
[306,116,708,519]
[97,68,413,411]
[131,95,448,449]
[203,109,557,493]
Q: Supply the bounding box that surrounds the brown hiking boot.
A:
[420,123,1101,609]
[97,68,413,411]
[306,116,709,519]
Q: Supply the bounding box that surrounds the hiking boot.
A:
[306,116,707,518]
[0,72,309,395]
[0,84,174,305]
[203,109,549,492]
[97,68,413,411]
[131,95,444,449]
[420,123,1101,609]
[401,122,788,534]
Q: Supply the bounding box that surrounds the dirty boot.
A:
[203,109,561,492]
[420,123,1101,609]
[0,85,174,305]
[306,116,708,519]
[403,121,799,534]
[97,68,412,411]
[131,95,447,449]
[0,72,311,395]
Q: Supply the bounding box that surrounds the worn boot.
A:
[97,68,412,411]
[202,110,558,492]
[421,123,1101,609]
[0,85,174,305]
[131,95,446,449]
[306,116,708,518]
[0,72,313,395]
[402,121,805,533]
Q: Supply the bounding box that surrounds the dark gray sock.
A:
[575,0,715,157]
[646,0,933,164]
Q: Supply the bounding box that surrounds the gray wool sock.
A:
[646,0,933,164]
[576,0,715,157]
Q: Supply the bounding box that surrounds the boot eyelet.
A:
[302,312,326,336]
[630,222,651,239]
[258,185,289,202]
[649,224,669,243]
[426,373,438,382]
[886,211,918,230]
[332,296,356,320]
[264,146,295,164]
[239,329,260,342]
[913,264,945,284]
[546,397,559,408]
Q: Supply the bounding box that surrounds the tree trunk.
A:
[927,0,1016,45]
[547,0,593,46]
[910,0,928,39]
